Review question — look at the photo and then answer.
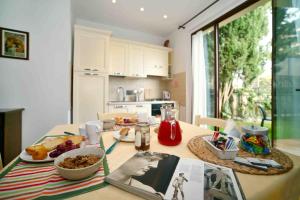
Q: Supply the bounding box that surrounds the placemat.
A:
[0,138,109,200]
[187,136,293,175]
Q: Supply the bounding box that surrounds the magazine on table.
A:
[105,152,245,200]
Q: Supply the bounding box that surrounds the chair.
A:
[257,105,272,127]
[97,112,137,121]
[194,115,226,129]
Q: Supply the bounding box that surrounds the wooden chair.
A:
[97,112,137,121]
[194,115,227,129]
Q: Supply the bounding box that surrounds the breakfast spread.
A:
[25,135,84,160]
[58,154,100,169]
[115,117,138,125]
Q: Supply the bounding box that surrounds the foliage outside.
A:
[218,3,272,120]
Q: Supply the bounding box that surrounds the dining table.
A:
[1,121,300,200]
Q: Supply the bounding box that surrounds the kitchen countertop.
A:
[107,100,176,105]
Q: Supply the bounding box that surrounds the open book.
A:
[105,152,245,200]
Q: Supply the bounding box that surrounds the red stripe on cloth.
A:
[5,168,57,178]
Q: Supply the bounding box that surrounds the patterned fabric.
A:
[0,161,108,200]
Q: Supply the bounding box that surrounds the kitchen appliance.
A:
[117,87,125,102]
[162,90,171,100]
[136,88,145,102]
[125,90,137,102]
[151,102,174,116]
[157,105,182,146]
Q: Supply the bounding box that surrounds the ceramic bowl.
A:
[54,147,105,180]
[103,119,116,130]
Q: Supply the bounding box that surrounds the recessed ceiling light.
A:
[112,0,116,4]
[163,14,168,19]
[140,7,144,12]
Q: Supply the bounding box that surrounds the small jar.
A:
[135,122,150,151]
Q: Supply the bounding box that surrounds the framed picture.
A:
[0,27,29,60]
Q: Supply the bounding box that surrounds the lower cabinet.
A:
[73,72,108,123]
[108,104,151,116]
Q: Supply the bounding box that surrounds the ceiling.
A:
[72,0,216,37]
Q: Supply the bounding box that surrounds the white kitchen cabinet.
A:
[128,44,145,77]
[73,72,108,123]
[108,105,129,113]
[128,104,151,115]
[144,47,168,77]
[109,40,128,76]
[74,26,110,73]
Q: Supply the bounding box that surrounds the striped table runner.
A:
[0,160,108,200]
[0,138,110,200]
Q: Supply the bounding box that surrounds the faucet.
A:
[117,87,125,101]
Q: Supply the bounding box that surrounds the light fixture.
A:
[163,14,168,19]
[112,0,116,4]
[140,7,144,12]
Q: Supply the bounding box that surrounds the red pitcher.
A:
[158,106,182,146]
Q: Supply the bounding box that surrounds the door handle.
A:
[296,89,300,91]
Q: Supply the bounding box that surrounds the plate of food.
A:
[115,117,138,126]
[113,127,135,142]
[20,135,85,162]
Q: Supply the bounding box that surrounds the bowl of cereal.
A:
[54,147,105,180]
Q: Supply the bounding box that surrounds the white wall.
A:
[0,0,72,148]
[168,0,246,123]
[75,19,165,45]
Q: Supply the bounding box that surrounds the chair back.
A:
[194,115,226,129]
[97,112,137,121]
[258,105,267,119]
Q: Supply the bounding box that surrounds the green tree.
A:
[219,3,270,118]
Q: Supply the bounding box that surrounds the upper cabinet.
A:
[109,40,128,76]
[144,47,168,77]
[128,44,145,77]
[109,38,171,78]
[74,25,111,73]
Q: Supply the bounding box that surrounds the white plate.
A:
[113,130,135,142]
[20,150,54,163]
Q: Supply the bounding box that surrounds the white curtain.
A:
[192,31,207,124]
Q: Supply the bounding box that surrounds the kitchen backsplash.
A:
[109,76,168,101]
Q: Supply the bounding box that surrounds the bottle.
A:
[135,122,150,151]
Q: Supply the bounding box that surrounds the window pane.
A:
[218,2,272,135]
[273,0,300,154]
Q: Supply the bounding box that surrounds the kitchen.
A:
[72,25,180,124]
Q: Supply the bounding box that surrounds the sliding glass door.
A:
[273,0,300,153]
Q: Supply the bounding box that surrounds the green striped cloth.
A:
[0,139,109,200]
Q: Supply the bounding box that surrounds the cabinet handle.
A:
[114,105,123,108]
[84,72,92,76]
[91,73,98,76]
[84,68,91,71]
[92,69,98,71]
[136,105,143,107]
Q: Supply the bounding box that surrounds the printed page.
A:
[203,162,244,200]
[164,158,204,200]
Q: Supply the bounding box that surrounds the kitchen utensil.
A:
[157,106,182,146]
[117,87,125,101]
[86,121,103,144]
[54,147,105,180]
[162,90,171,100]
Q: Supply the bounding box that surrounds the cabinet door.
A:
[74,29,108,72]
[73,72,108,123]
[110,41,128,76]
[108,105,129,113]
[144,47,168,77]
[128,44,145,77]
[128,104,151,115]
